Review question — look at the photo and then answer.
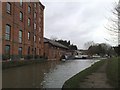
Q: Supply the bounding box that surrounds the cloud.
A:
[41,0,118,49]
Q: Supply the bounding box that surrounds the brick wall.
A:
[44,43,67,61]
[2,2,45,60]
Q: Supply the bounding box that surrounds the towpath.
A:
[79,60,113,88]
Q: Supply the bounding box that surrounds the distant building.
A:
[44,38,68,60]
[1,1,45,60]
[73,49,88,56]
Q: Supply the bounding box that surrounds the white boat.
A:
[62,59,66,62]
[74,55,88,59]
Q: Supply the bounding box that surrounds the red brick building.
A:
[44,38,68,61]
[1,1,45,60]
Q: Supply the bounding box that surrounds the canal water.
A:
[2,59,99,88]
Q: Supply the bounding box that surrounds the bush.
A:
[24,55,33,59]
[2,59,47,69]
[106,57,119,88]
[2,54,10,60]
[35,55,40,59]
[2,54,48,61]
[10,55,21,60]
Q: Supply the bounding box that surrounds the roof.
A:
[39,2,45,9]
[44,38,68,49]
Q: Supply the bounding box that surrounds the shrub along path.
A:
[79,60,113,88]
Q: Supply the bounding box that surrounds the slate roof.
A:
[44,38,68,49]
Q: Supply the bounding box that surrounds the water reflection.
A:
[2,59,99,88]
[43,59,99,88]
[2,61,59,88]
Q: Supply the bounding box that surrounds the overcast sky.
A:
[41,0,119,49]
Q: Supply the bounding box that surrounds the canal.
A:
[2,59,99,88]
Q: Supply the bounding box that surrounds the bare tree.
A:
[105,1,120,45]
[84,41,95,49]
[118,0,120,44]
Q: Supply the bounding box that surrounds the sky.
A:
[41,0,119,49]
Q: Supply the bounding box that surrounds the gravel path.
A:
[79,61,113,88]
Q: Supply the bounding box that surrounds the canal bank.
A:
[62,57,119,88]
[2,58,47,69]
[62,60,105,88]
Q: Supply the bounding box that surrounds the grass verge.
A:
[106,57,119,88]
[62,60,105,88]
